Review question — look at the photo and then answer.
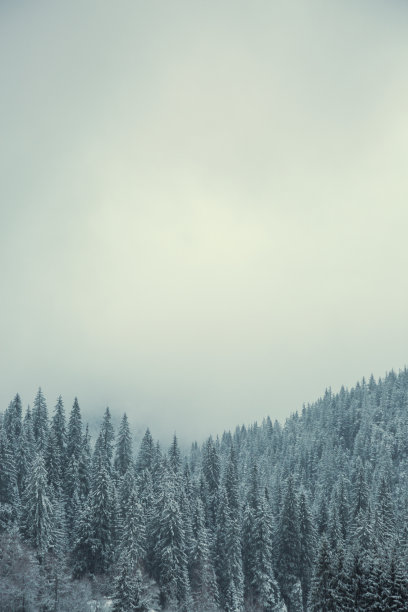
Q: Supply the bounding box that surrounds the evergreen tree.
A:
[168,433,182,475]
[252,491,282,611]
[136,428,155,474]
[120,476,146,565]
[51,395,66,483]
[32,388,48,452]
[330,542,353,611]
[277,475,300,609]
[88,436,116,573]
[114,413,133,478]
[44,427,62,492]
[79,423,92,499]
[202,436,221,529]
[100,406,115,473]
[66,397,82,463]
[112,552,148,612]
[0,425,18,508]
[21,452,54,563]
[223,443,240,513]
[152,463,191,611]
[215,486,244,612]
[3,393,23,445]
[298,488,316,611]
[71,499,94,578]
[374,473,395,549]
[309,535,334,611]
[190,498,219,611]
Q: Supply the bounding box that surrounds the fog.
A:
[1,1,408,442]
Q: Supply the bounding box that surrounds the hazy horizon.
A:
[1,1,408,442]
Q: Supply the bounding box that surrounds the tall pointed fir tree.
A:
[32,388,48,452]
[298,489,316,611]
[119,469,146,566]
[72,430,116,576]
[89,431,116,573]
[168,433,182,475]
[308,535,334,612]
[223,443,240,514]
[0,425,19,528]
[374,473,395,550]
[242,465,281,611]
[330,541,353,611]
[114,413,133,478]
[151,461,192,611]
[215,486,244,612]
[113,471,147,612]
[20,452,54,564]
[190,498,219,611]
[202,436,221,530]
[3,393,23,447]
[277,475,301,611]
[136,428,155,474]
[65,398,83,537]
[100,406,115,474]
[112,550,147,612]
[79,423,91,500]
[66,397,82,463]
[51,395,66,484]
[252,490,282,611]
[44,426,62,493]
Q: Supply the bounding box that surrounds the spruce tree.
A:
[152,462,191,611]
[298,488,315,611]
[168,433,182,475]
[114,413,133,478]
[215,486,244,612]
[20,452,54,563]
[277,475,300,608]
[51,395,66,483]
[66,397,82,463]
[100,406,115,473]
[136,428,155,474]
[202,436,221,529]
[112,552,147,612]
[330,542,353,611]
[252,491,282,611]
[309,535,334,612]
[32,388,48,452]
[190,498,219,611]
[88,434,116,573]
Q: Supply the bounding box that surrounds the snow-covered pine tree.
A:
[190,498,219,611]
[100,406,115,473]
[252,489,282,611]
[202,436,221,530]
[152,460,192,611]
[114,413,133,478]
[308,535,334,611]
[51,395,66,484]
[20,451,54,564]
[136,428,155,474]
[112,550,148,612]
[66,397,82,464]
[79,423,91,499]
[32,388,48,452]
[298,488,316,611]
[277,474,301,609]
[215,485,244,612]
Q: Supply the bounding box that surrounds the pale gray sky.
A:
[1,1,408,441]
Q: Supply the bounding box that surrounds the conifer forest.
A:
[2,369,408,611]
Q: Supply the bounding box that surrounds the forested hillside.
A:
[1,369,408,611]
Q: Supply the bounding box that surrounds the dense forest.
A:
[1,369,408,611]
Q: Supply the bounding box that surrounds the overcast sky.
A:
[1,1,408,442]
